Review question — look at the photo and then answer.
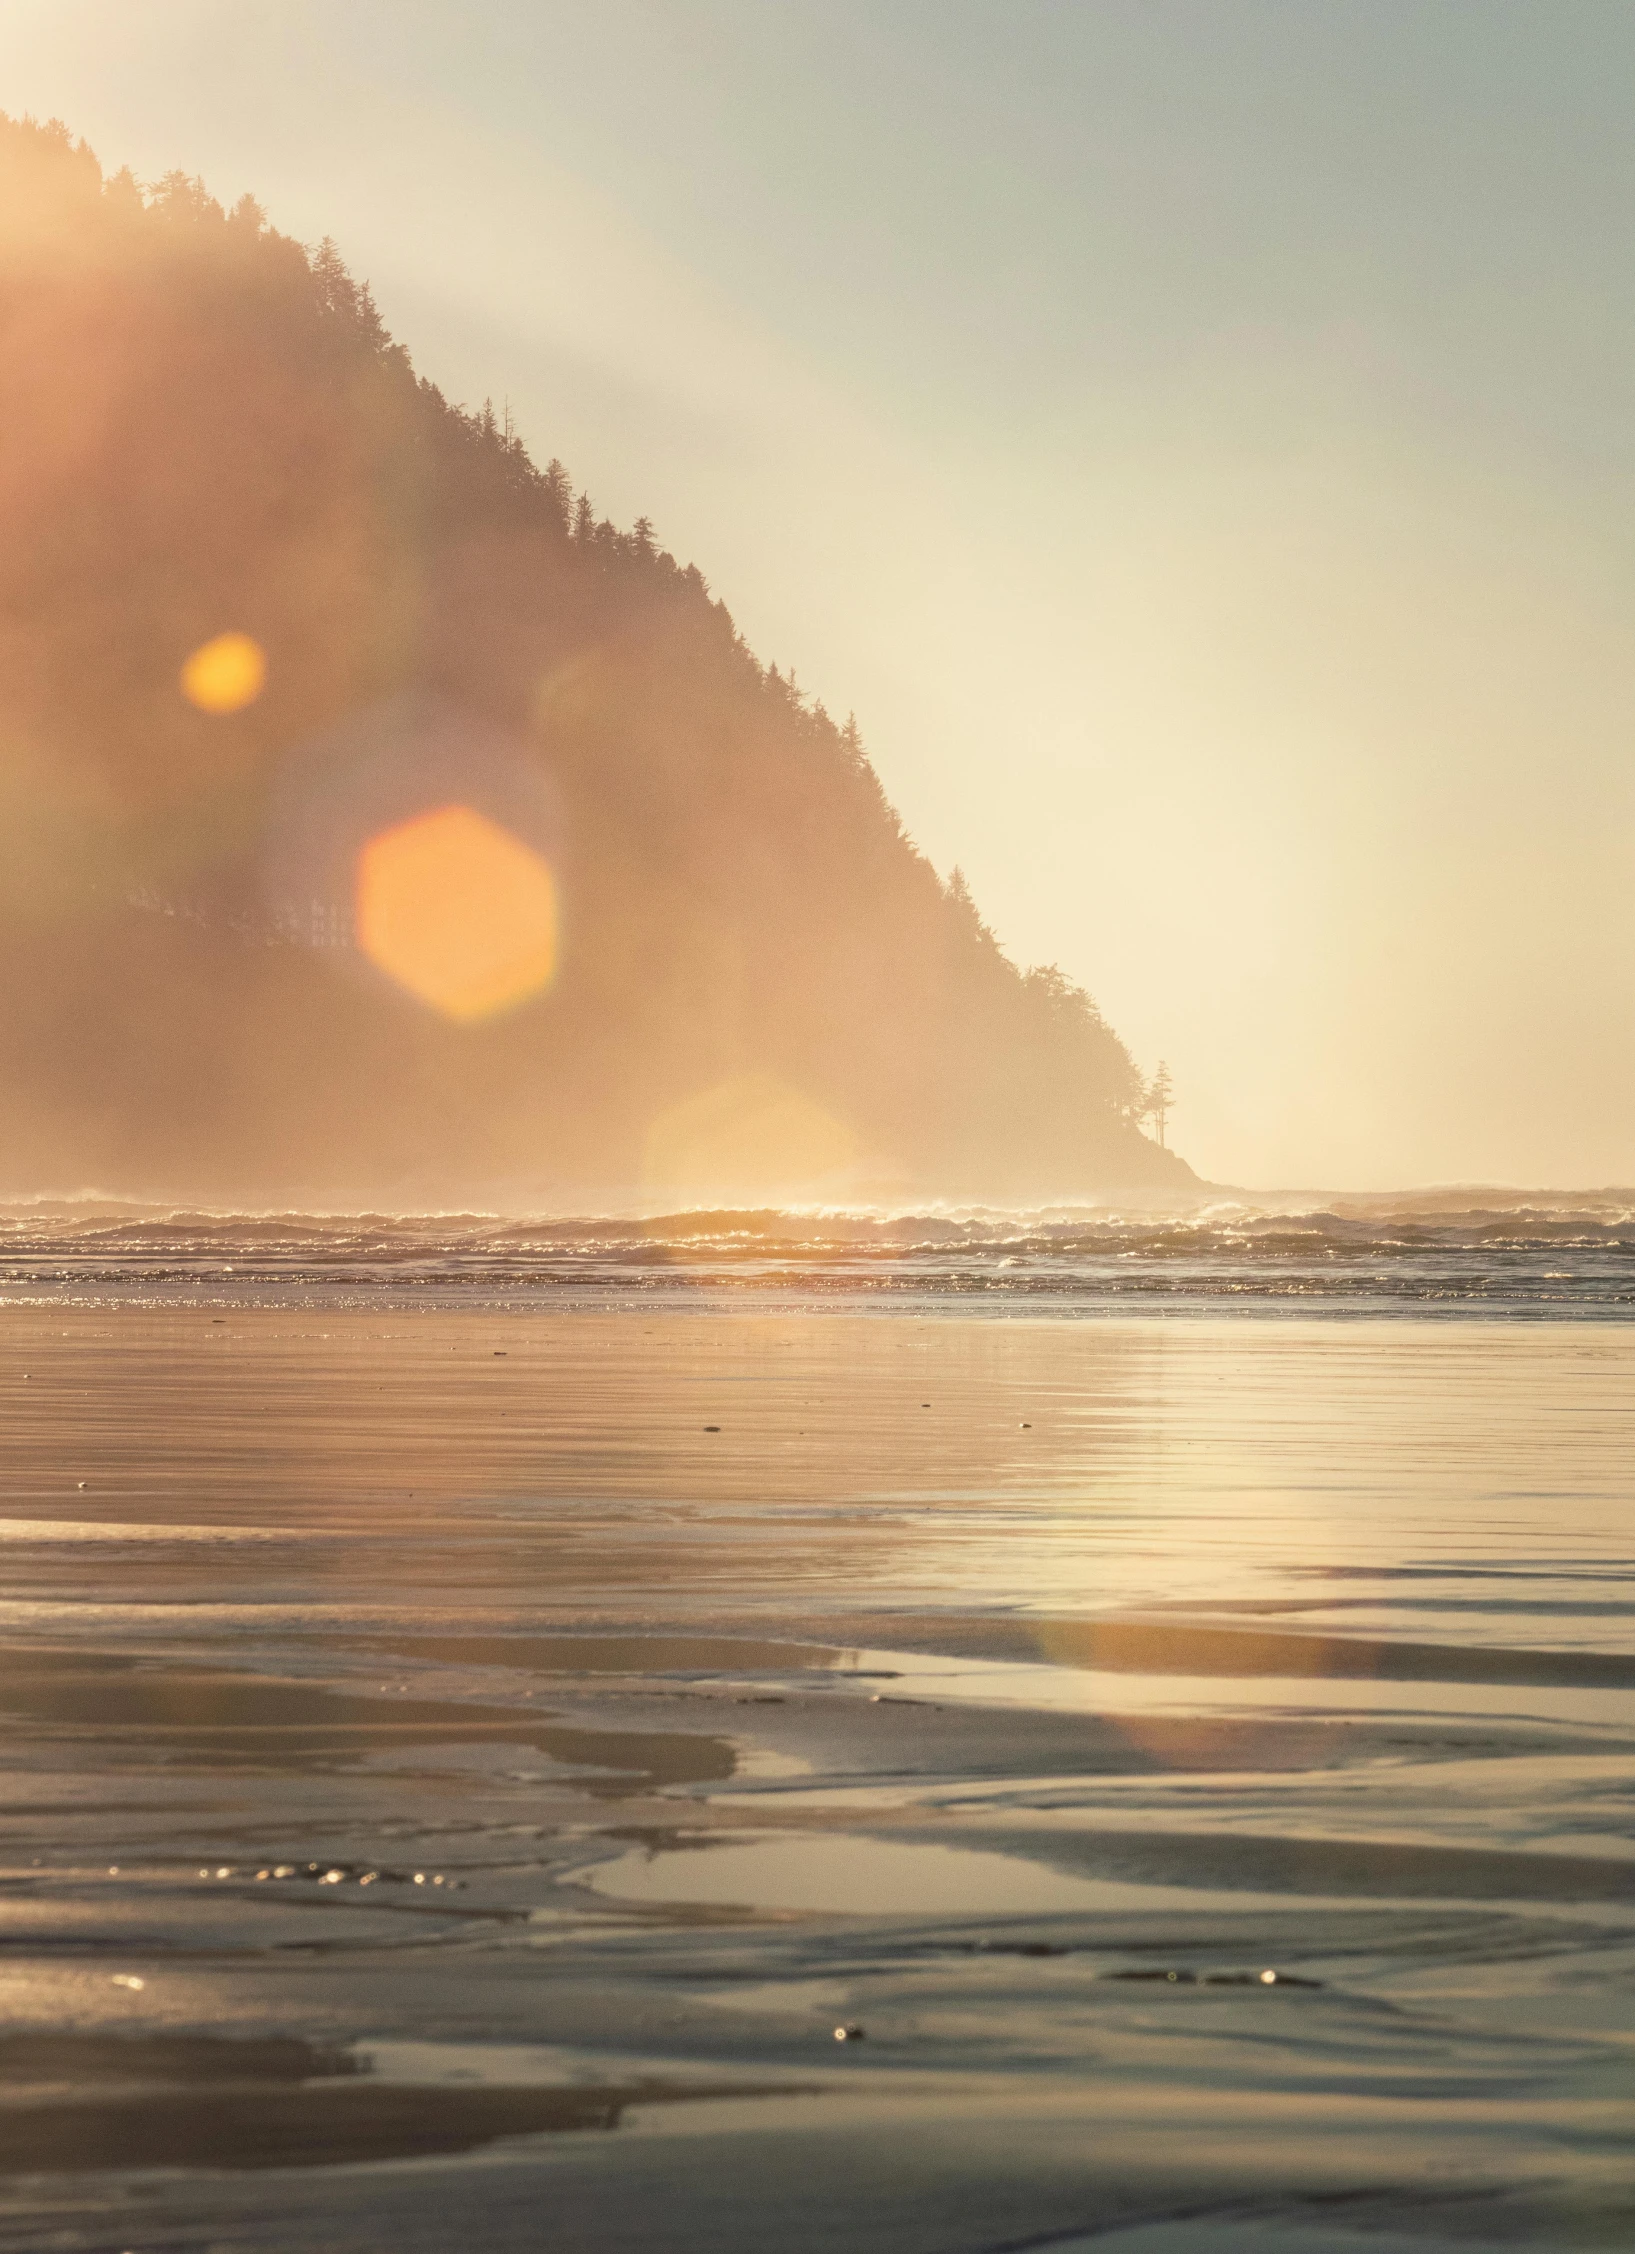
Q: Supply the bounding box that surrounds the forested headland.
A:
[0,115,1190,1205]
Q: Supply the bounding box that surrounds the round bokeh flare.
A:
[354,803,558,1023]
[180,632,267,715]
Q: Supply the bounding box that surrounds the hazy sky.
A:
[11,0,1635,1188]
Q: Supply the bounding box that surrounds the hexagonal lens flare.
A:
[354,803,558,1023]
[180,632,267,714]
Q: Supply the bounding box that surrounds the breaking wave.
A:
[4,1189,1635,1312]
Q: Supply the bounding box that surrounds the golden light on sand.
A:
[644,1071,858,1196]
[180,631,267,715]
[354,804,558,1022]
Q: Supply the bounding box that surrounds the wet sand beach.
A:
[1,1300,1633,2250]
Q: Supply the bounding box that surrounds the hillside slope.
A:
[0,116,1189,1204]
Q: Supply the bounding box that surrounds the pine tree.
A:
[1144,1061,1174,1149]
[946,866,994,945]
[310,235,355,318]
[104,166,145,219]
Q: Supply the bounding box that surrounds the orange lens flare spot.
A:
[355,804,558,1023]
[180,632,267,715]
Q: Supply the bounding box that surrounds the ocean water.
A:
[3,1187,1635,1311]
[0,1204,1631,2249]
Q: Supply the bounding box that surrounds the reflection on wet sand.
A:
[0,1648,736,1785]
[0,1307,1632,2249]
[0,2031,799,2175]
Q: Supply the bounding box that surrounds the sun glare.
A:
[180,631,267,715]
[354,803,559,1022]
[644,1071,858,1195]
